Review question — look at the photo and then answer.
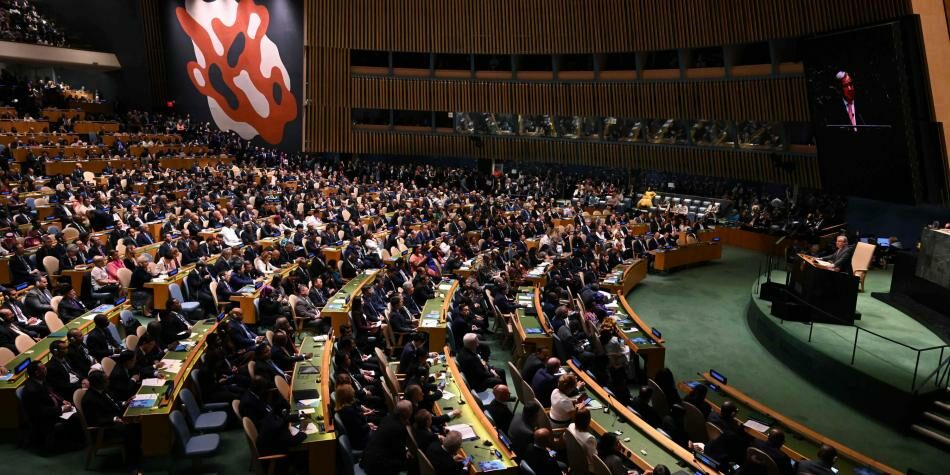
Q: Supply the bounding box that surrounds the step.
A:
[911,424,950,448]
[922,411,950,430]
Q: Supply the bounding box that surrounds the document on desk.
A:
[160,359,183,373]
[743,419,771,433]
[296,398,320,408]
[446,423,478,441]
[60,407,77,420]
[141,378,166,387]
[440,390,456,400]
[129,394,159,409]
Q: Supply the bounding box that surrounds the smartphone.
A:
[461,455,474,469]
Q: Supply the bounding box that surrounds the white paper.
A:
[60,407,77,420]
[440,390,456,400]
[297,398,320,407]
[132,393,159,402]
[743,419,770,433]
[302,422,319,434]
[141,378,166,387]
[446,423,477,441]
[289,425,300,436]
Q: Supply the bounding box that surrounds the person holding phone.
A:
[425,430,467,475]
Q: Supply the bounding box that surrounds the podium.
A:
[785,254,859,324]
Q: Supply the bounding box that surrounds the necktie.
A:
[848,103,856,126]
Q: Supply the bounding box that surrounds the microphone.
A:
[604,388,623,434]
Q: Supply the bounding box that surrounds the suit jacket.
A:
[389,307,415,333]
[85,327,122,361]
[294,296,320,320]
[58,297,88,321]
[425,442,464,475]
[80,388,123,427]
[487,399,514,436]
[0,322,32,353]
[530,370,557,407]
[24,288,54,317]
[456,347,496,392]
[67,344,97,377]
[361,412,409,474]
[9,254,35,285]
[821,246,854,275]
[523,444,561,475]
[135,232,154,246]
[46,357,82,401]
[228,319,258,350]
[338,404,372,450]
[748,439,794,475]
[22,379,64,430]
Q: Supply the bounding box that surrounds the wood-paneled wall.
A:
[351,77,810,122]
[304,0,911,187]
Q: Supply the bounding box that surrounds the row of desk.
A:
[678,372,899,474]
[417,279,458,352]
[43,155,235,175]
[650,241,722,272]
[0,302,127,429]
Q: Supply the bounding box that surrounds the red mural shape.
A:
[176,0,297,145]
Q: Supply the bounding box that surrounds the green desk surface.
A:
[419,279,457,329]
[1,304,126,388]
[323,269,378,310]
[602,263,628,286]
[291,337,334,443]
[609,302,661,350]
[681,379,869,474]
[584,382,685,470]
[515,288,544,334]
[124,317,220,417]
[432,359,517,472]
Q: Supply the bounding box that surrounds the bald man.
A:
[523,428,561,475]
[487,384,514,435]
[362,400,413,475]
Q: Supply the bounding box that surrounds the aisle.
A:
[624,246,949,473]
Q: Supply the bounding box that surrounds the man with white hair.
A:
[457,333,506,391]
[425,430,466,474]
[834,70,862,129]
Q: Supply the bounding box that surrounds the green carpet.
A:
[750,268,947,392]
[626,246,949,474]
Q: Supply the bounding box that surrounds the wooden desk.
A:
[290,335,336,474]
[651,242,722,272]
[61,265,93,296]
[230,264,297,325]
[569,360,718,474]
[512,287,552,354]
[417,279,458,352]
[124,315,224,456]
[600,259,647,295]
[612,296,665,379]
[439,348,518,473]
[524,261,551,288]
[678,373,899,475]
[627,223,651,235]
[257,237,279,250]
[321,243,345,264]
[132,242,163,259]
[0,303,126,429]
[321,269,379,333]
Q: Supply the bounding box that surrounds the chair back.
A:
[520,460,537,475]
[169,283,186,302]
[169,410,193,449]
[209,281,220,307]
[706,421,724,441]
[50,295,62,313]
[288,295,299,318]
[73,388,90,433]
[83,171,96,183]
[242,417,263,464]
[45,311,65,332]
[265,330,274,346]
[247,360,257,378]
[62,228,80,243]
[334,413,348,436]
[337,435,358,475]
[125,334,139,352]
[647,378,670,418]
[100,357,116,376]
[43,256,60,276]
[0,347,16,365]
[562,428,591,475]
[232,399,242,419]
[852,242,876,273]
[590,454,612,475]
[275,376,291,402]
[529,397,551,429]
[507,361,527,403]
[15,334,35,353]
[180,388,203,424]
[417,448,437,475]
[682,402,709,443]
[746,446,780,475]
[136,325,147,338]
[116,268,133,288]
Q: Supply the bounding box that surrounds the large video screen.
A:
[803,21,916,203]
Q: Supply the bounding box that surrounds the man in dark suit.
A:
[457,333,505,392]
[23,277,54,318]
[81,370,141,466]
[361,400,412,475]
[228,308,263,353]
[0,308,39,353]
[486,384,514,436]
[398,332,427,374]
[388,295,416,333]
[10,244,40,285]
[745,428,794,475]
[630,385,661,427]
[530,358,560,407]
[134,225,155,246]
[707,401,752,466]
[3,288,49,336]
[46,340,83,402]
[425,431,465,475]
[523,428,561,475]
[21,362,81,451]
[796,445,837,475]
[66,328,97,376]
[85,314,122,361]
[820,235,854,274]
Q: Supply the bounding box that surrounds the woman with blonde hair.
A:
[334,383,374,450]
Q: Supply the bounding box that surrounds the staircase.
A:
[912,390,950,449]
